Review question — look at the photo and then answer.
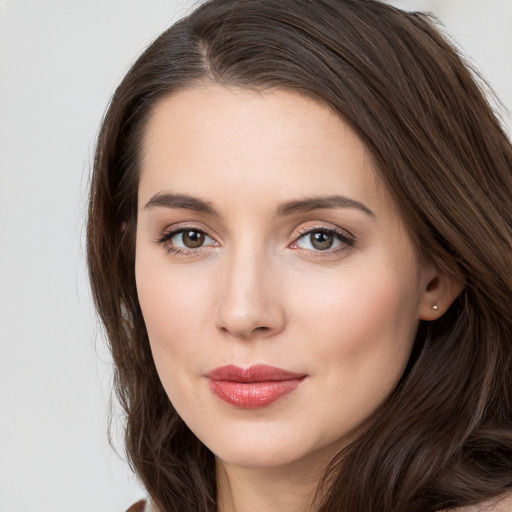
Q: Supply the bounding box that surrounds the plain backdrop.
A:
[0,1,510,511]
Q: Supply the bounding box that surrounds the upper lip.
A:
[206,364,307,382]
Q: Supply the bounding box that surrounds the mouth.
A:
[206,364,308,409]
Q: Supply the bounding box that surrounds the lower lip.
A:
[208,379,304,409]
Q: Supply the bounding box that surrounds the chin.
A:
[217,445,300,469]
[201,424,344,472]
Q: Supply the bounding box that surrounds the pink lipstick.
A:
[206,364,307,409]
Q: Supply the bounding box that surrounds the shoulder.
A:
[125,499,159,512]
[448,494,512,511]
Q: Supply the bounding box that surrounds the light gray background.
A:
[0,1,510,511]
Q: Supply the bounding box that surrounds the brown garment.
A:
[125,499,147,512]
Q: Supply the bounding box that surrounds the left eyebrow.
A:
[274,195,375,218]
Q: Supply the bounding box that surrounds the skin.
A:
[135,85,455,512]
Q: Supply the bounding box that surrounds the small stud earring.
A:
[432,304,439,310]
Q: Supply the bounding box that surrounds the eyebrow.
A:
[144,192,218,215]
[144,192,375,218]
[274,195,375,218]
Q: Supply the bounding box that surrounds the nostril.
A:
[253,326,271,334]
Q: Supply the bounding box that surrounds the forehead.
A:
[138,85,383,211]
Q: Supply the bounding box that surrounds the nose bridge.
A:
[216,241,285,339]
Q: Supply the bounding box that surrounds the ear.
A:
[418,265,465,321]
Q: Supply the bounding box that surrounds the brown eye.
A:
[292,227,353,253]
[310,231,334,250]
[156,227,216,254]
[182,230,205,248]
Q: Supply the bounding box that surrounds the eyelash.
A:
[154,224,355,257]
[291,226,355,256]
[155,225,217,256]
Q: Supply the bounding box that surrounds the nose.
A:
[215,247,286,340]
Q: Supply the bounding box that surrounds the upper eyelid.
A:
[293,230,353,245]
[159,222,215,238]
[294,223,354,239]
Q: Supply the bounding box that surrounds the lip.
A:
[206,364,307,409]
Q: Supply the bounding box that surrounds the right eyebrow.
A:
[143,192,218,216]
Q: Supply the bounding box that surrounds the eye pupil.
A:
[183,230,205,248]
[311,231,334,250]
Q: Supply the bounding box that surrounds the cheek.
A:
[290,267,420,438]
[290,260,420,375]
[136,246,211,337]
[134,248,216,392]
[135,261,215,418]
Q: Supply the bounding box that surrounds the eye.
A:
[156,227,217,253]
[304,231,337,250]
[172,229,210,249]
[291,228,354,252]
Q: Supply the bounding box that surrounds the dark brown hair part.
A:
[87,1,512,511]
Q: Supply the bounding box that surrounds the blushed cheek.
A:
[137,252,205,332]
[297,273,418,367]
[135,260,217,392]
[135,269,206,407]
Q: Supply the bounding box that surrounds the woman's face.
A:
[135,85,434,471]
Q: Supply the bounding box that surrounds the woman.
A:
[86,0,512,511]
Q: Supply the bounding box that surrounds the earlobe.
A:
[418,268,465,321]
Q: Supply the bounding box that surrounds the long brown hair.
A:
[87,1,512,510]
